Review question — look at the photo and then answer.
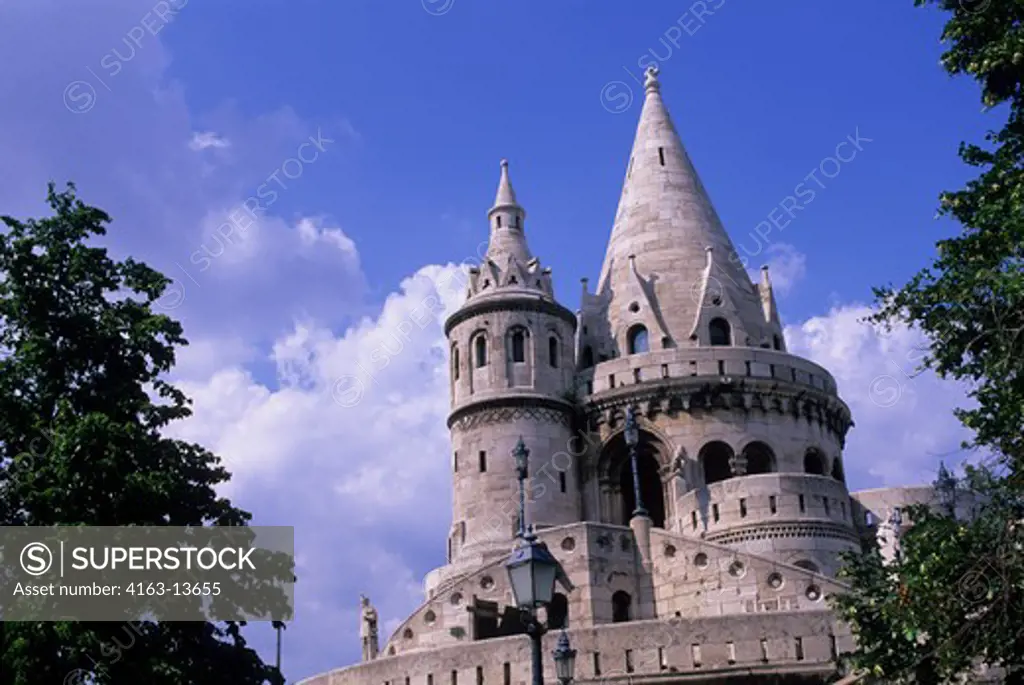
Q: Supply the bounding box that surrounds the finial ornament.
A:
[644,65,661,92]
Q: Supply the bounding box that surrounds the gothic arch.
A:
[740,440,777,475]
[597,427,669,528]
[699,441,734,485]
[709,317,732,346]
[804,448,826,476]
[471,330,489,368]
[627,324,650,354]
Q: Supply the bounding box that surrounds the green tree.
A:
[833,467,1023,683]
[835,0,1024,681]
[870,0,1024,469]
[0,184,287,684]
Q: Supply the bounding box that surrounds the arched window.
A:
[773,334,782,351]
[452,345,460,380]
[548,336,559,368]
[474,335,487,368]
[627,325,649,354]
[699,441,734,485]
[612,591,631,623]
[804,449,826,475]
[742,442,775,475]
[511,330,526,363]
[831,456,845,483]
[580,346,594,369]
[548,592,568,629]
[709,318,731,346]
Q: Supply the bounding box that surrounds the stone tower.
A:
[577,66,858,577]
[304,66,950,685]
[443,160,579,573]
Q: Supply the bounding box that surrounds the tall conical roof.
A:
[596,67,774,350]
[485,159,532,265]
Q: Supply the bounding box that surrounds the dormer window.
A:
[709,318,731,346]
[508,276,518,285]
[627,325,649,354]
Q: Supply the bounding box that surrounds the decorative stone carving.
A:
[451,405,571,430]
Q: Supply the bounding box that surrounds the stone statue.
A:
[359,594,379,662]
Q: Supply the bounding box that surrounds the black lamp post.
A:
[935,461,957,517]
[623,406,647,519]
[552,631,577,685]
[505,436,574,685]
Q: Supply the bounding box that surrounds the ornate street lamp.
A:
[506,436,574,685]
[552,631,577,685]
[623,406,648,519]
[935,461,958,517]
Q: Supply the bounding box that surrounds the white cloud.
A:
[163,263,469,675]
[785,304,974,488]
[189,131,231,151]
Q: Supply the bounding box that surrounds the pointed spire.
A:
[597,67,771,350]
[484,158,532,265]
[492,159,519,208]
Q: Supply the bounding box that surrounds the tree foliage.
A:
[838,0,1024,681]
[870,0,1024,469]
[832,467,1024,682]
[0,184,286,684]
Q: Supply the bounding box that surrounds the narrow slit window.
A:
[658,147,665,166]
[740,498,747,518]
[503,663,510,685]
[548,337,559,367]
[769,495,777,514]
[593,653,601,676]
[712,503,720,523]
[479,451,487,473]
[559,471,567,493]
[625,649,634,673]
[795,637,804,661]
[799,494,805,513]
[511,330,526,363]
[475,336,487,367]
[691,511,698,529]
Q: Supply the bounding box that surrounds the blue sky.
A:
[0,0,994,681]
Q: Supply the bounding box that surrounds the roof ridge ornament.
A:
[644,65,661,93]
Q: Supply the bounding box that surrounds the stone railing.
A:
[297,611,852,685]
[578,347,838,398]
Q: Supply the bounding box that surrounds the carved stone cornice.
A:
[447,395,575,431]
[583,375,853,445]
[443,293,577,336]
